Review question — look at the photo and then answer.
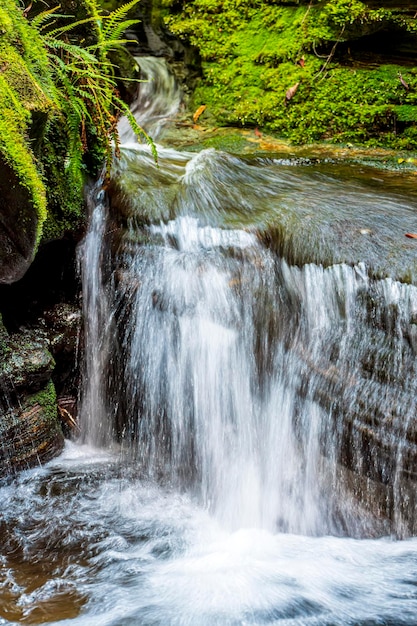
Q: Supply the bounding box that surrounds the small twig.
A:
[300,0,313,28]
[22,1,33,18]
[314,25,345,80]
[312,42,329,59]
[58,406,80,433]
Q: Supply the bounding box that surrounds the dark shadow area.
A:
[0,237,80,333]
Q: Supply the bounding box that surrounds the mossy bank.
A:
[165,0,417,149]
[0,0,87,283]
[0,0,143,284]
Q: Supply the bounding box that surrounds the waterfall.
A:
[79,57,417,538]
[4,56,417,626]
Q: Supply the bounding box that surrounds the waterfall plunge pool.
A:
[2,442,417,625]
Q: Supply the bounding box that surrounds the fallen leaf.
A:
[398,72,409,90]
[259,141,279,150]
[405,233,417,239]
[285,82,300,102]
[193,105,207,124]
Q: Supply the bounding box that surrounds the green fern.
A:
[101,0,141,40]
[31,0,157,185]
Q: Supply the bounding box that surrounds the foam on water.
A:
[3,57,417,626]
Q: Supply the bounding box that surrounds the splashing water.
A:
[2,57,417,625]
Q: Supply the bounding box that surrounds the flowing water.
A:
[2,58,417,625]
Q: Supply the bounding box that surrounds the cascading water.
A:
[2,57,417,625]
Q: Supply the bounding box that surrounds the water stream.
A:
[2,58,417,625]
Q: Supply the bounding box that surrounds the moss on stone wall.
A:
[0,0,86,252]
[28,379,58,423]
[0,2,52,242]
[165,0,417,148]
[0,0,149,257]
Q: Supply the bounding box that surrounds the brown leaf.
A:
[398,73,409,90]
[405,233,417,239]
[285,82,300,102]
[193,105,207,124]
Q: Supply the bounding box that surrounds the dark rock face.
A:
[0,158,38,284]
[0,321,64,477]
[1,330,55,394]
[0,381,64,477]
[0,236,81,476]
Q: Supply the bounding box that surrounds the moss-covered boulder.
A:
[0,0,85,284]
[0,317,64,476]
[0,1,53,282]
[0,380,64,477]
[165,0,417,149]
[0,158,41,283]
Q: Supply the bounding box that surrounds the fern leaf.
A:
[101,19,139,44]
[115,97,158,164]
[31,6,61,30]
[43,37,99,64]
[102,0,141,40]
[46,16,107,39]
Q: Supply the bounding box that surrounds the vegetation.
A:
[0,0,153,244]
[165,0,417,148]
[28,379,58,423]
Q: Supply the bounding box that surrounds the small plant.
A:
[31,0,157,184]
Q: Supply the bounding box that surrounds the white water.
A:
[1,442,417,625]
[2,57,417,625]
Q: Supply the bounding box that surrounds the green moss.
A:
[0,2,53,243]
[27,380,58,423]
[166,0,417,149]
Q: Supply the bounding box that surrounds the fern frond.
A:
[101,19,139,44]
[31,6,61,29]
[46,16,106,38]
[102,0,141,40]
[43,36,99,64]
[115,97,158,164]
[87,30,138,53]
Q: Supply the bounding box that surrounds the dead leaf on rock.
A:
[193,105,207,124]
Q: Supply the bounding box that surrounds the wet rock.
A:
[0,158,39,284]
[43,303,81,361]
[0,329,55,395]
[42,302,81,413]
[0,380,64,478]
[0,318,64,476]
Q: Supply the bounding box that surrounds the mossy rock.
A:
[0,317,64,476]
[0,157,41,283]
[0,326,55,395]
[0,0,53,263]
[0,381,64,477]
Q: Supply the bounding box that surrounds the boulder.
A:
[0,158,39,284]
